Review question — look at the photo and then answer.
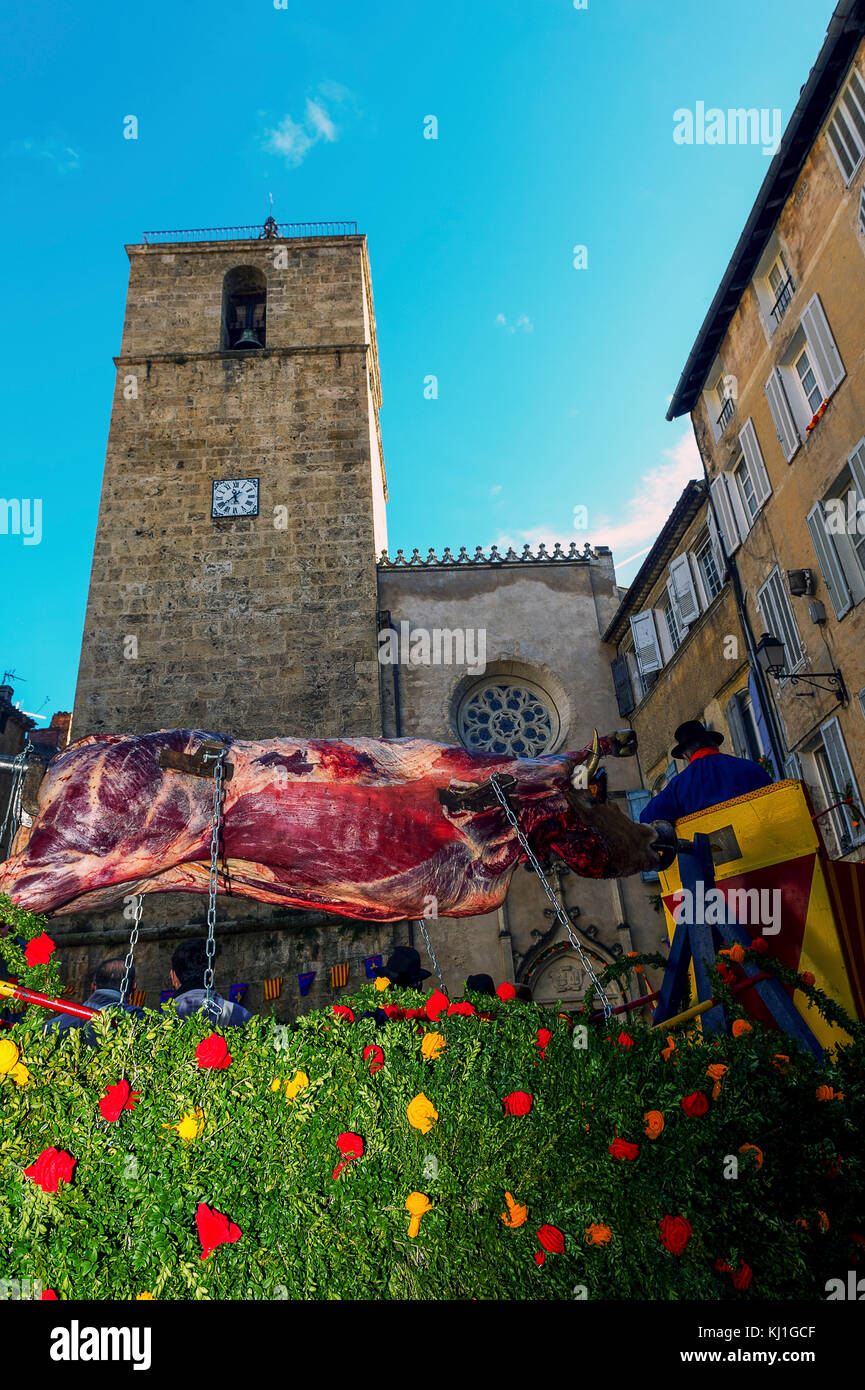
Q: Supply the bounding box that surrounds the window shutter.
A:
[710,475,740,555]
[625,788,652,821]
[725,694,749,760]
[821,716,864,845]
[784,753,802,781]
[726,468,751,541]
[848,437,865,500]
[737,419,772,506]
[668,552,701,626]
[610,655,635,717]
[706,504,727,578]
[800,293,845,395]
[629,610,662,676]
[757,568,804,669]
[806,501,852,619]
[765,369,800,461]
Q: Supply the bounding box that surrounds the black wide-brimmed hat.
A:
[671,720,724,761]
[372,946,431,986]
[465,973,495,996]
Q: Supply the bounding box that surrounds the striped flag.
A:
[264,977,283,1002]
[298,972,316,996]
[330,962,349,989]
[129,988,146,1008]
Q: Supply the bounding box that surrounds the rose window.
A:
[457,679,560,757]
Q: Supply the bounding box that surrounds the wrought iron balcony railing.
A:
[770,274,795,324]
[142,217,358,245]
[716,394,735,431]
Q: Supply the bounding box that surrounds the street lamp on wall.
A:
[755,633,848,705]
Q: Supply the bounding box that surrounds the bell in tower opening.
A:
[222,264,266,349]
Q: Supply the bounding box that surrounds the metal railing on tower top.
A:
[142,217,358,244]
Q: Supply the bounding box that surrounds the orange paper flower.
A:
[421,1032,446,1061]
[661,1035,677,1062]
[501,1192,528,1228]
[738,1143,764,1170]
[731,1019,752,1038]
[643,1110,665,1140]
[407,1093,438,1133]
[585,1222,612,1246]
[405,1191,431,1238]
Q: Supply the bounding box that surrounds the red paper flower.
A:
[98,1079,141,1123]
[608,1137,639,1161]
[537,1224,565,1254]
[195,1202,242,1262]
[24,932,56,967]
[425,989,449,1021]
[681,1091,709,1118]
[496,982,516,1000]
[363,1044,384,1075]
[714,1258,733,1273]
[751,937,768,954]
[616,1031,634,1049]
[403,1007,426,1020]
[535,1251,545,1266]
[333,1004,354,1022]
[732,1259,753,1291]
[447,1001,477,1017]
[716,963,737,986]
[503,1090,533,1116]
[333,1131,364,1180]
[535,1028,552,1060]
[659,1214,692,1255]
[195,1033,232,1069]
[41,1289,58,1300]
[379,1004,400,1019]
[23,1147,76,1194]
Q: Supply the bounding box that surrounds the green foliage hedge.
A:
[1,896,863,1300]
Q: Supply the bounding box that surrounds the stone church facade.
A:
[49,223,665,1016]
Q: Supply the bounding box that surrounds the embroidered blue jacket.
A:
[638,753,772,826]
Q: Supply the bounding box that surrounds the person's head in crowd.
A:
[372,946,431,990]
[91,957,133,996]
[170,939,209,994]
[465,973,495,996]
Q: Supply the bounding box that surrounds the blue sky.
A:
[0,0,837,721]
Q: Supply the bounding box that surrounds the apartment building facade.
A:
[664,1,865,861]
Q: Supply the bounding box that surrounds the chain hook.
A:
[202,749,226,1026]
[488,773,613,1021]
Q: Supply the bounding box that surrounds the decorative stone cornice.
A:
[377,541,607,567]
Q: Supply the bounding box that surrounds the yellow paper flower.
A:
[374,976,391,992]
[407,1092,438,1134]
[500,1191,528,1228]
[174,1108,205,1142]
[285,1071,309,1101]
[10,1062,31,1088]
[421,1032,446,1061]
[136,1292,155,1300]
[271,1078,282,1092]
[405,1191,431,1238]
[0,1039,21,1074]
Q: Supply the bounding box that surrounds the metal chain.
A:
[119,894,144,1005]
[414,915,446,993]
[489,773,613,1021]
[0,745,31,858]
[203,750,226,1025]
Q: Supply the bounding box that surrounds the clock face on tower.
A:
[211,478,260,518]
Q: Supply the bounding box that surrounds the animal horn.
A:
[585,728,601,781]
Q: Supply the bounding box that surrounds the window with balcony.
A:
[765,294,845,458]
[767,255,795,326]
[795,346,824,415]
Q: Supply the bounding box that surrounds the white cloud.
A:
[6,136,80,173]
[493,428,702,568]
[495,313,534,334]
[264,92,343,168]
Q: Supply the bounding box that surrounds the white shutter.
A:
[821,716,864,845]
[725,468,751,542]
[706,504,726,578]
[668,552,701,626]
[784,753,802,781]
[765,369,800,461]
[757,568,804,669]
[806,501,852,619]
[848,437,865,500]
[710,475,741,555]
[629,610,662,675]
[725,694,748,759]
[738,418,772,506]
[800,293,845,396]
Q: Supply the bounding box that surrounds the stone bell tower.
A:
[72,218,388,741]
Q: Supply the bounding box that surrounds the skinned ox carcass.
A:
[0,729,674,921]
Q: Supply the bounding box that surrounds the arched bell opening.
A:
[222,265,267,350]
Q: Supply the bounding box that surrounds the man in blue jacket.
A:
[639,720,772,827]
